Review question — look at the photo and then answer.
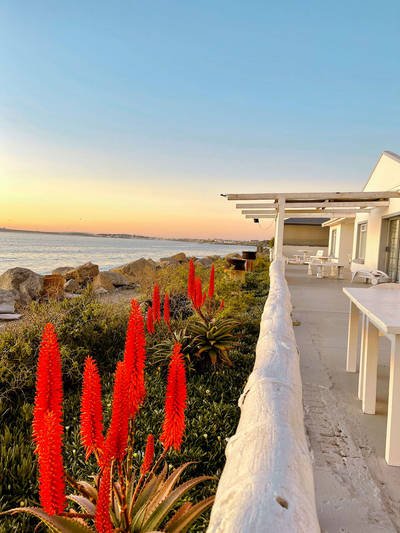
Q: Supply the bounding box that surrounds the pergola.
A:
[224,191,400,259]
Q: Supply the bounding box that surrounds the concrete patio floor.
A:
[286,265,400,533]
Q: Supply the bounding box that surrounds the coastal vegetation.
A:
[0,256,270,532]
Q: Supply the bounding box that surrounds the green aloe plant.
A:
[2,462,214,533]
[187,317,241,365]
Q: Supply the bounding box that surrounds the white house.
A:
[324,151,400,281]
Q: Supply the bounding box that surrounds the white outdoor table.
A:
[297,249,309,263]
[305,261,345,279]
[344,287,400,465]
[308,256,330,276]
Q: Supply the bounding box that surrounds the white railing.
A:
[207,260,319,532]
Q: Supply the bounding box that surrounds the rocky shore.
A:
[0,252,231,322]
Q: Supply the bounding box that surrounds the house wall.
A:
[282,245,328,259]
[328,222,354,265]
[283,225,329,246]
[351,152,400,273]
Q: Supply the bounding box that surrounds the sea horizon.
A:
[0,231,256,276]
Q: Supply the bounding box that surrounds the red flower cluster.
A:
[33,324,66,515]
[37,411,66,515]
[194,277,203,309]
[153,283,161,322]
[101,362,130,467]
[188,259,195,299]
[164,293,170,327]
[123,299,146,418]
[95,466,113,533]
[33,323,63,447]
[160,343,187,452]
[147,306,155,334]
[140,434,154,476]
[80,356,104,461]
[209,264,215,299]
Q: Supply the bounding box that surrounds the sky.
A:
[1,0,399,240]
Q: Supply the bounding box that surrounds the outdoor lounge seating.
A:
[351,269,391,285]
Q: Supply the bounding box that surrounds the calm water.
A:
[0,232,253,275]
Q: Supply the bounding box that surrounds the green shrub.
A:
[0,261,270,532]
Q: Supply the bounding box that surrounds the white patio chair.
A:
[351,269,391,285]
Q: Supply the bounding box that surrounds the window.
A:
[356,223,367,260]
[330,229,337,256]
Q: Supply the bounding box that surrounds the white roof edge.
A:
[363,151,400,192]
[322,218,346,227]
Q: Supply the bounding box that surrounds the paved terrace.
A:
[286,265,400,533]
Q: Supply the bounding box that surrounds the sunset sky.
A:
[1,1,399,240]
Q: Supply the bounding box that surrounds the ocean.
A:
[0,232,254,275]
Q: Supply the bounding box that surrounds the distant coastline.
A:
[0,227,265,247]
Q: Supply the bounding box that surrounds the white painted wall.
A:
[328,221,354,265]
[207,260,319,533]
[350,152,400,273]
[282,245,328,260]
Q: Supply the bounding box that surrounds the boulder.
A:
[0,289,19,314]
[66,262,99,284]
[195,257,213,267]
[52,266,75,276]
[160,256,179,266]
[94,287,108,295]
[0,313,22,321]
[111,258,151,280]
[64,279,81,293]
[225,253,242,259]
[157,261,172,269]
[0,267,44,301]
[19,275,45,300]
[102,271,129,286]
[171,252,188,263]
[147,258,157,269]
[92,273,115,292]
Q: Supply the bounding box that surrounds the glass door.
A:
[386,218,400,281]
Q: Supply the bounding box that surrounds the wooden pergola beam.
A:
[241,208,370,215]
[236,201,389,209]
[245,213,356,219]
[228,192,399,201]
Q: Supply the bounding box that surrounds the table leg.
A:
[337,266,344,280]
[307,263,313,276]
[321,265,328,277]
[317,265,323,279]
[346,301,359,372]
[385,335,400,465]
[358,315,368,400]
[362,320,379,414]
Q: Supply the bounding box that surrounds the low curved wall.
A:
[207,259,319,532]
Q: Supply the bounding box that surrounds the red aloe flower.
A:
[188,259,195,299]
[160,343,187,452]
[209,264,215,299]
[140,434,154,476]
[147,306,155,334]
[194,277,203,309]
[153,283,161,322]
[164,293,170,327]
[101,362,129,467]
[33,323,63,449]
[219,299,224,311]
[202,292,206,305]
[123,299,146,418]
[81,356,104,461]
[37,410,66,515]
[95,466,113,533]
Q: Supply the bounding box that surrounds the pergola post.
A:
[274,198,285,260]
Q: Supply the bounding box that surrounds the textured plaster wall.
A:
[207,260,319,533]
